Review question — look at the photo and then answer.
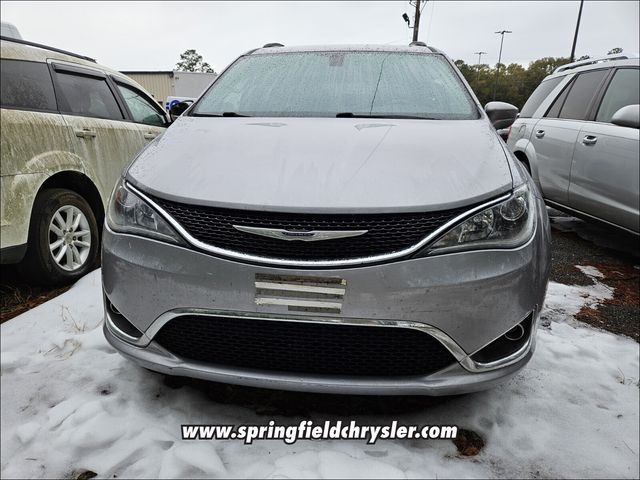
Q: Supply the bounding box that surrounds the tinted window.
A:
[0,59,56,111]
[56,72,123,120]
[520,76,563,118]
[117,84,166,126]
[558,69,608,120]
[545,79,573,118]
[194,52,479,119]
[595,68,640,123]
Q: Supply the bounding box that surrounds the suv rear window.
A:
[0,59,57,111]
[520,76,564,118]
[519,76,563,118]
[193,52,479,119]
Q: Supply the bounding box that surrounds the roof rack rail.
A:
[0,35,96,63]
[409,41,427,47]
[554,53,638,73]
[263,42,284,48]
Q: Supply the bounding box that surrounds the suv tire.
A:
[22,188,100,286]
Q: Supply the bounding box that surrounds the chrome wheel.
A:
[48,205,91,271]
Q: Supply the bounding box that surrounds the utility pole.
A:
[570,0,584,62]
[492,30,512,100]
[474,51,487,82]
[412,0,422,42]
[402,1,427,42]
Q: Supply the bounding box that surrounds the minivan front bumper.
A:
[101,196,550,395]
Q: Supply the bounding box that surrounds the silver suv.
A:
[0,36,169,284]
[507,54,639,235]
[102,44,550,395]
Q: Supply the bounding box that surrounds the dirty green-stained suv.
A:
[0,36,170,284]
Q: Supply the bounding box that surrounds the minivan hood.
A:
[127,117,513,213]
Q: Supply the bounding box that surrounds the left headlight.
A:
[107,178,184,245]
[426,183,536,254]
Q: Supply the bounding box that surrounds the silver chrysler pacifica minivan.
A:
[102,44,551,395]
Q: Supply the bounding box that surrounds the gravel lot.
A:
[546,209,639,342]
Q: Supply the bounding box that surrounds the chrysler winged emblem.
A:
[233,225,368,242]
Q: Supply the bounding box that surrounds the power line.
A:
[425,1,436,45]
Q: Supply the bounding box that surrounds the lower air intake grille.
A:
[154,315,456,377]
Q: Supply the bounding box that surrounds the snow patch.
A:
[543,278,612,323]
[1,270,638,478]
[575,264,605,279]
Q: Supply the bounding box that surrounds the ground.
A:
[1,213,639,479]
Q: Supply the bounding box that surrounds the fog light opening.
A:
[504,324,525,342]
[470,312,534,365]
[105,297,143,340]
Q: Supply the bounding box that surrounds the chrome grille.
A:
[150,195,470,262]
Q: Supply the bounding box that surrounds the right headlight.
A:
[426,183,536,255]
[106,178,184,245]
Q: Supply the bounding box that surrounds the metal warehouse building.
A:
[120,70,218,105]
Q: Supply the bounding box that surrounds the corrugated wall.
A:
[121,72,175,103]
[173,71,217,97]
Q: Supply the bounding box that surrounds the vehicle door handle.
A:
[582,135,598,145]
[143,132,157,140]
[535,130,545,139]
[74,128,97,139]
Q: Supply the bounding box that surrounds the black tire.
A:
[21,188,100,286]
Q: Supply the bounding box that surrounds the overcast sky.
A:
[2,1,638,72]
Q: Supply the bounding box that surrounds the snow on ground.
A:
[1,269,639,479]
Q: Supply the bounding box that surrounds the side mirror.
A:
[611,104,639,129]
[485,101,519,130]
[169,101,192,122]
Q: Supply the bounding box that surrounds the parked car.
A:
[102,43,550,396]
[0,36,170,284]
[164,96,194,111]
[507,54,639,235]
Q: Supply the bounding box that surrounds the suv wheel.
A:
[22,189,100,286]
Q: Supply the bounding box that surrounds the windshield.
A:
[192,51,479,119]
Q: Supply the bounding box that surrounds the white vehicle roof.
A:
[0,22,22,40]
[250,43,444,55]
[545,53,640,82]
[0,36,155,94]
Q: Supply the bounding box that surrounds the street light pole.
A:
[570,0,584,62]
[474,51,487,82]
[492,30,512,100]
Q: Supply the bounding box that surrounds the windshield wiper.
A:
[335,112,439,120]
[191,112,252,117]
